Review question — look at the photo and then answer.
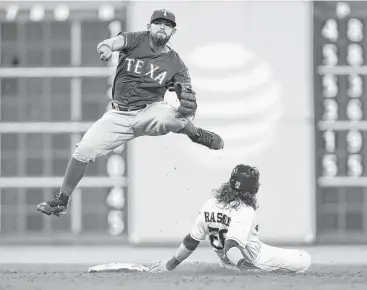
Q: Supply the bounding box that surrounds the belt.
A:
[112,102,148,112]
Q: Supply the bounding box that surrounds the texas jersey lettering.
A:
[36,9,224,219]
[113,31,189,107]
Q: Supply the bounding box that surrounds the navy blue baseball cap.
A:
[150,9,176,27]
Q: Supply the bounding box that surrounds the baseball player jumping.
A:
[37,9,224,217]
[150,164,312,274]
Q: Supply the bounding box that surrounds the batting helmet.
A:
[229,164,260,193]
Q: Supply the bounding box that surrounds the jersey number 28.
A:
[208,226,228,250]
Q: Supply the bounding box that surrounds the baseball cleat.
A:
[190,127,224,150]
[37,192,70,217]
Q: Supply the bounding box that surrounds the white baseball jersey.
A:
[189,197,312,273]
[190,197,260,263]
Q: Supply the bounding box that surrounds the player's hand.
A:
[149,261,169,273]
[99,47,113,61]
[216,254,241,272]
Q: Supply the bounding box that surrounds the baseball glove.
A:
[169,82,197,117]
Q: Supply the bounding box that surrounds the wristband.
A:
[166,257,181,271]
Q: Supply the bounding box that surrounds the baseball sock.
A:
[177,119,198,138]
[60,157,88,197]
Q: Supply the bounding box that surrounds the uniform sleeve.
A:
[172,57,192,84]
[189,212,207,241]
[117,31,146,53]
[226,207,256,247]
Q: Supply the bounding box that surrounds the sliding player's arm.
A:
[149,233,200,273]
[166,233,201,271]
[224,207,257,268]
[150,212,207,273]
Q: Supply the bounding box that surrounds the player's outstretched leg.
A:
[37,109,136,217]
[178,119,224,150]
[132,102,224,150]
[37,157,88,216]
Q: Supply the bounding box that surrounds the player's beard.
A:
[150,31,170,48]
